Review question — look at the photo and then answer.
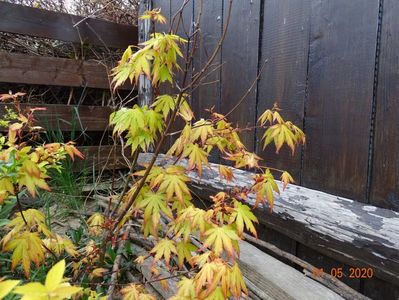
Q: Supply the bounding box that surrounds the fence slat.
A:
[0,2,137,49]
[256,0,310,181]
[370,0,399,211]
[192,1,223,120]
[302,0,379,201]
[0,103,112,132]
[78,145,131,170]
[0,52,133,90]
[220,0,261,151]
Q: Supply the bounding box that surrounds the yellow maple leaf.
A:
[0,279,20,299]
[87,213,105,236]
[203,225,239,257]
[13,260,82,299]
[150,238,177,267]
[3,231,45,278]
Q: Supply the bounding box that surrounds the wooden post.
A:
[138,0,153,107]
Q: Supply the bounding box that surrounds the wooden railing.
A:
[0,2,138,170]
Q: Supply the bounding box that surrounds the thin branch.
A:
[224,59,268,118]
[107,222,132,299]
[183,0,233,92]
[15,192,27,226]
[73,0,117,27]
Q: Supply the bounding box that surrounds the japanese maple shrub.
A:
[105,8,305,299]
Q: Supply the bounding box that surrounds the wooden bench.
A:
[137,153,399,296]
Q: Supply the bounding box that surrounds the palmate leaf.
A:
[281,171,294,190]
[0,177,14,194]
[121,284,156,300]
[226,263,248,298]
[42,234,78,257]
[173,206,213,237]
[152,94,175,119]
[170,277,196,300]
[150,238,177,267]
[139,8,167,24]
[219,165,234,181]
[18,159,50,197]
[224,150,261,169]
[258,108,284,126]
[168,124,192,157]
[13,260,82,299]
[192,119,214,144]
[125,128,155,153]
[109,106,146,135]
[194,260,228,296]
[229,200,258,237]
[176,241,197,268]
[134,191,172,237]
[262,121,305,154]
[252,170,280,209]
[157,167,191,202]
[87,213,105,236]
[3,231,45,278]
[4,209,51,241]
[205,286,225,300]
[203,225,239,257]
[110,105,163,153]
[182,143,208,176]
[178,100,194,122]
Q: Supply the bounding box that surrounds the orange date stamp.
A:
[311,267,374,279]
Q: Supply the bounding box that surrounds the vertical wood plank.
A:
[191,0,223,118]
[138,0,153,106]
[302,0,379,201]
[152,0,171,32]
[170,0,194,89]
[221,0,261,151]
[168,1,194,147]
[152,0,172,152]
[255,0,310,181]
[370,0,399,211]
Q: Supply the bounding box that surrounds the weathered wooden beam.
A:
[136,153,399,287]
[0,52,133,90]
[0,103,112,131]
[0,2,137,49]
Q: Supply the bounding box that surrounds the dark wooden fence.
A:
[154,0,399,212]
[0,2,137,170]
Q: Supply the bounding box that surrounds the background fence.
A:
[0,1,137,171]
[154,0,399,212]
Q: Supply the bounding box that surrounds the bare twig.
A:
[107,222,132,299]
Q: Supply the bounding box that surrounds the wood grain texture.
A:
[0,2,137,49]
[0,103,112,132]
[169,0,194,143]
[78,145,131,170]
[256,0,310,181]
[137,153,399,287]
[302,0,379,201]
[192,0,223,117]
[151,0,173,153]
[296,244,360,291]
[221,0,261,151]
[370,0,399,211]
[239,241,343,300]
[0,52,133,90]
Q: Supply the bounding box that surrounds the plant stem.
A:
[15,191,27,226]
